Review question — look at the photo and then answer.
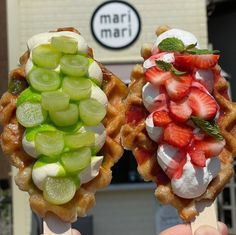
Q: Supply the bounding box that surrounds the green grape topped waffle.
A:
[0,28,127,222]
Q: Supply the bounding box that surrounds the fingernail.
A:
[194,225,221,235]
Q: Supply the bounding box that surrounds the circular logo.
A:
[91,1,141,50]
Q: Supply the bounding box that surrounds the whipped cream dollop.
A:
[22,31,107,191]
[143,28,223,199]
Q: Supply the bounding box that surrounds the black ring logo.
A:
[91,1,141,50]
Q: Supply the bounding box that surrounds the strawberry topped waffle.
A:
[121,26,235,220]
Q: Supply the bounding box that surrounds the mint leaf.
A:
[185,42,197,50]
[155,60,172,71]
[191,116,224,141]
[155,60,186,76]
[171,67,186,76]
[158,37,185,52]
[187,48,220,55]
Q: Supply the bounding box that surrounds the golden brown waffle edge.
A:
[0,28,128,222]
[120,27,235,221]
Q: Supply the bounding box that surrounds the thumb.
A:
[194,225,221,235]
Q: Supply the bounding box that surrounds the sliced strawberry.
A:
[189,149,206,167]
[174,54,219,71]
[169,98,192,122]
[145,67,172,87]
[165,75,192,101]
[164,123,193,148]
[125,105,147,124]
[188,87,218,120]
[153,110,172,127]
[194,54,219,69]
[143,52,175,69]
[174,54,195,72]
[191,137,225,158]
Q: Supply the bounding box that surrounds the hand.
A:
[159,222,228,235]
[72,229,81,235]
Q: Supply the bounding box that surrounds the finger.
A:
[218,222,228,235]
[159,224,192,235]
[194,225,222,235]
[72,229,81,235]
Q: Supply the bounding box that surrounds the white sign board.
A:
[91,1,141,49]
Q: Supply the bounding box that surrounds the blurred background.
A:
[0,0,236,234]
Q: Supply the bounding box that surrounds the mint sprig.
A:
[191,116,224,141]
[155,60,186,76]
[158,37,185,53]
[158,38,220,55]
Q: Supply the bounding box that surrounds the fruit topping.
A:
[164,122,192,148]
[51,36,78,54]
[153,110,172,127]
[189,149,206,167]
[169,98,192,122]
[145,67,171,87]
[79,98,106,126]
[194,69,214,93]
[32,44,61,69]
[35,131,64,156]
[28,68,61,92]
[165,74,192,100]
[188,87,218,120]
[60,54,89,77]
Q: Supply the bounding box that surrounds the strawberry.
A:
[165,74,192,101]
[188,87,218,120]
[145,67,172,87]
[125,105,147,124]
[153,110,172,127]
[194,54,219,69]
[190,137,225,158]
[174,54,195,72]
[174,54,219,71]
[164,123,193,148]
[169,98,192,122]
[189,149,206,167]
[143,52,175,69]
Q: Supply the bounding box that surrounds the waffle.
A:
[0,27,128,222]
[121,27,235,221]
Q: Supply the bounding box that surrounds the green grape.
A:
[43,176,76,205]
[64,132,95,149]
[32,44,61,69]
[79,99,106,126]
[35,131,64,156]
[49,104,78,126]
[16,102,47,128]
[16,87,41,107]
[62,77,91,100]
[28,68,61,92]
[51,36,78,54]
[61,147,91,173]
[60,55,89,77]
[41,91,70,111]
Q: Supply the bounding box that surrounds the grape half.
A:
[16,102,47,128]
[62,77,91,100]
[49,104,78,127]
[79,99,106,126]
[43,176,76,205]
[60,55,89,77]
[41,91,70,111]
[35,131,64,156]
[28,68,61,92]
[61,147,91,173]
[32,44,61,69]
[51,36,78,54]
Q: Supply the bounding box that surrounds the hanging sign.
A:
[91,1,141,50]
